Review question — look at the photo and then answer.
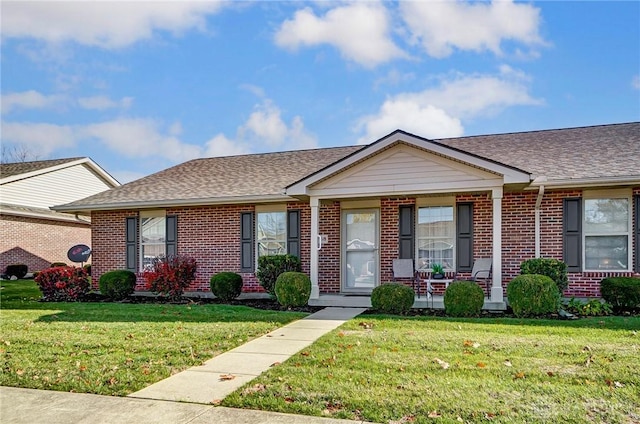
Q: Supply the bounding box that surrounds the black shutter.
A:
[126,217,138,272]
[287,209,301,259]
[456,202,473,272]
[240,212,254,272]
[398,205,414,259]
[635,195,639,272]
[563,198,582,272]
[166,215,177,258]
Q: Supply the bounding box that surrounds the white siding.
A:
[312,145,502,195]
[1,164,112,209]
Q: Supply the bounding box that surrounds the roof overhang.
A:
[0,203,91,224]
[528,175,640,190]
[286,130,531,197]
[52,194,295,214]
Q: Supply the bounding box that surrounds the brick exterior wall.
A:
[0,214,91,273]
[90,186,639,298]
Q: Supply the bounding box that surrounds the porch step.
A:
[310,295,506,311]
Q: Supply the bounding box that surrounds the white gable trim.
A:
[1,158,120,187]
[286,130,531,196]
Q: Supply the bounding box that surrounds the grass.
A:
[0,279,306,396]
[223,314,640,424]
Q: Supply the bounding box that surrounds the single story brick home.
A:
[1,157,119,273]
[54,122,639,309]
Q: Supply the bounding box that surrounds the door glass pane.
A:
[344,211,377,290]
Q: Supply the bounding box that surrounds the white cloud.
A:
[275,3,407,68]
[77,95,133,110]
[357,67,542,143]
[1,2,224,48]
[205,134,250,157]
[632,75,640,90]
[1,91,64,114]
[81,118,202,163]
[400,0,544,58]
[0,121,75,155]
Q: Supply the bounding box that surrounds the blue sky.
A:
[1,1,639,183]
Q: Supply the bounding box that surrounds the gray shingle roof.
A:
[0,157,85,179]
[56,122,639,211]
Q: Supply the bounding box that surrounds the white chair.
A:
[392,259,419,297]
[470,258,492,298]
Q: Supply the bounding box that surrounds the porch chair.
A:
[470,258,492,298]
[392,259,420,297]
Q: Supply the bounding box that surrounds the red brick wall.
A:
[90,186,639,298]
[0,214,90,273]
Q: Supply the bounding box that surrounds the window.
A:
[140,211,166,270]
[256,211,287,257]
[584,194,631,271]
[416,204,455,270]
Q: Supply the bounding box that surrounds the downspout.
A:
[535,185,545,258]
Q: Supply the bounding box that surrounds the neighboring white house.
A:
[0,157,120,273]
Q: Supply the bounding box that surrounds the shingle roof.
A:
[0,157,85,179]
[56,122,639,211]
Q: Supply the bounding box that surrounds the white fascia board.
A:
[51,194,296,214]
[527,176,640,190]
[286,131,530,195]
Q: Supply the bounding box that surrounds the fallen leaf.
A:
[270,362,281,367]
[338,332,345,337]
[300,351,310,357]
[242,383,266,395]
[463,340,474,347]
[503,360,513,367]
[428,411,441,418]
[547,371,554,377]
[359,322,373,329]
[219,374,236,381]
[434,358,450,369]
[284,396,295,403]
[582,346,592,352]
[614,381,624,388]
[473,342,481,349]
[514,372,525,379]
[585,355,594,367]
[477,362,486,368]
[15,369,24,376]
[210,399,222,405]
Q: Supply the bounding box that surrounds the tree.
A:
[1,144,39,163]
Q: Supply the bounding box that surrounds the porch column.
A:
[310,197,320,299]
[491,188,504,302]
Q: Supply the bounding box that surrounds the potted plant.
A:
[431,263,445,279]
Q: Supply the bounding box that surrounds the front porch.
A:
[309,294,507,311]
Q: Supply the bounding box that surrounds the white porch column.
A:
[310,197,320,299]
[491,188,504,302]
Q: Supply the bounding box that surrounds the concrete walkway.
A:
[1,307,368,423]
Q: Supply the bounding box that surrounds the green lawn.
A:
[0,279,306,396]
[224,314,640,424]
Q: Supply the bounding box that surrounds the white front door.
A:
[343,209,379,293]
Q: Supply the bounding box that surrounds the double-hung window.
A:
[416,199,455,271]
[583,190,631,271]
[141,210,167,270]
[256,209,287,257]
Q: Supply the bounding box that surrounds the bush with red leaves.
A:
[35,266,90,301]
[143,255,197,301]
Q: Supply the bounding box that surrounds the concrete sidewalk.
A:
[129,307,366,404]
[0,387,367,424]
[1,307,368,423]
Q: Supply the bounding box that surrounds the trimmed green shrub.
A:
[371,283,415,315]
[256,254,301,296]
[600,277,640,313]
[99,270,137,300]
[520,258,568,293]
[143,255,197,301]
[443,281,485,317]
[35,266,90,301]
[507,274,560,317]
[5,264,28,279]
[50,262,68,268]
[275,272,311,308]
[210,272,243,301]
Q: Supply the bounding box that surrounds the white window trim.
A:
[416,199,456,272]
[582,189,632,272]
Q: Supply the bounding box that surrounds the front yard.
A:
[223,315,640,423]
[0,279,306,395]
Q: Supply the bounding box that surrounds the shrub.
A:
[50,262,68,268]
[600,277,640,313]
[443,281,485,317]
[256,254,302,296]
[143,255,197,301]
[507,274,560,317]
[371,283,415,315]
[520,258,568,293]
[5,264,28,279]
[210,272,243,301]
[99,270,137,300]
[35,266,90,301]
[564,297,612,316]
[275,272,311,308]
